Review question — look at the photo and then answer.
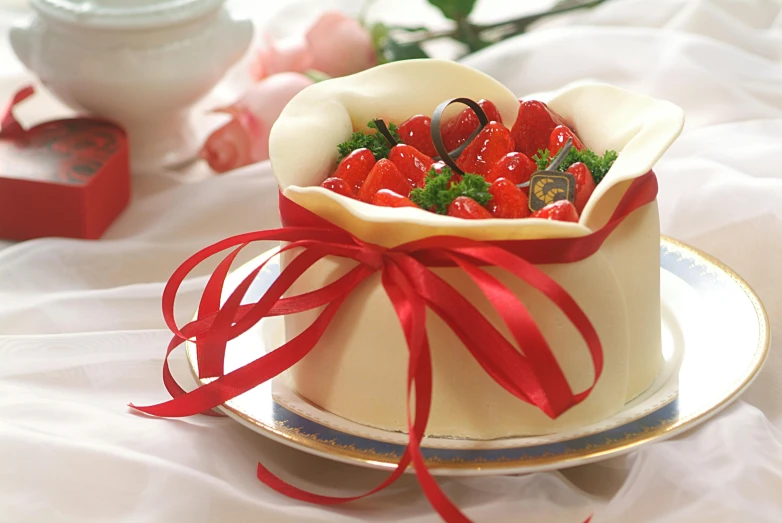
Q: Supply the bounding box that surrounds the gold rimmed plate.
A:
[186,237,769,476]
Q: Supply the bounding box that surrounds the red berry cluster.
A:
[321,99,598,223]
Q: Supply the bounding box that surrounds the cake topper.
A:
[527,138,577,212]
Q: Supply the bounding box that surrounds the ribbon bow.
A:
[131,171,657,523]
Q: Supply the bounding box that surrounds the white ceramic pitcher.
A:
[10,0,254,171]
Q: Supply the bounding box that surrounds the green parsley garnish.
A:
[410,166,492,214]
[336,120,401,162]
[533,147,618,184]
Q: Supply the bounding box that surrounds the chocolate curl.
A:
[430,98,490,175]
[372,118,399,147]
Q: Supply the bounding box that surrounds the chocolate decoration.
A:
[528,171,577,212]
[372,118,399,147]
[430,98,490,175]
[546,138,573,171]
[523,138,577,209]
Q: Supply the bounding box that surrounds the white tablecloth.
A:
[1,1,782,522]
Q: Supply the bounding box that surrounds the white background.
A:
[1,0,782,522]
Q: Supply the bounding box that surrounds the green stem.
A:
[478,0,607,42]
[455,16,488,53]
[476,0,606,32]
[390,27,457,46]
[388,0,607,47]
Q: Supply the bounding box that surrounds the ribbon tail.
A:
[446,253,575,417]
[453,244,604,403]
[392,254,553,409]
[384,258,472,523]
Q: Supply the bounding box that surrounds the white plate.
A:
[187,237,769,475]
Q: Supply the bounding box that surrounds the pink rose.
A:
[305,12,376,78]
[250,11,376,82]
[200,72,314,173]
[250,35,313,82]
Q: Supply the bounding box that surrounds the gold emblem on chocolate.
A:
[528,172,576,212]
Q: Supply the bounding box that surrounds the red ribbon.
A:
[131,171,658,522]
[0,85,35,139]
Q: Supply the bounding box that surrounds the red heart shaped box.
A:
[0,87,130,241]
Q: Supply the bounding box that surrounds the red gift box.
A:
[0,86,130,241]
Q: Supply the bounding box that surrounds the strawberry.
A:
[398,115,438,157]
[333,148,376,192]
[511,100,566,157]
[357,159,412,202]
[455,122,514,176]
[487,178,530,219]
[549,125,585,155]
[531,200,579,222]
[486,151,537,190]
[566,162,596,214]
[388,144,434,188]
[442,99,503,151]
[371,189,419,208]
[321,177,356,198]
[447,196,493,219]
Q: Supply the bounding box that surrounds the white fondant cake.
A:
[268,60,684,438]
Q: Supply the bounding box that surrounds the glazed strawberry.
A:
[511,100,566,157]
[371,189,419,208]
[447,196,493,219]
[388,144,434,187]
[398,115,438,157]
[487,178,530,219]
[486,151,537,189]
[530,200,579,222]
[455,122,514,176]
[567,162,596,213]
[442,99,503,151]
[357,159,412,202]
[321,177,356,198]
[549,125,585,155]
[333,148,375,192]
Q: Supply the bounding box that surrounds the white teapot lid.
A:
[31,0,225,29]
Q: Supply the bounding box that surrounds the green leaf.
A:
[371,24,429,64]
[383,36,429,62]
[427,0,477,21]
[369,22,391,65]
[532,149,552,171]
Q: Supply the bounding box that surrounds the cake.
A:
[268,59,684,439]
